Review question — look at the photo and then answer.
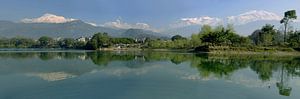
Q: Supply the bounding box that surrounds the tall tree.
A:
[280,10,297,42]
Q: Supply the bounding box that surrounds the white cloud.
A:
[227,10,282,25]
[21,13,77,23]
[102,19,151,30]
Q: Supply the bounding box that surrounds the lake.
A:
[0,51,300,99]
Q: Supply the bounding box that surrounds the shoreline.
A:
[200,50,300,56]
[1,48,300,56]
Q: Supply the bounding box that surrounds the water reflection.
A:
[0,51,300,97]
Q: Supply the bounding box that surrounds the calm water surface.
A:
[0,51,300,99]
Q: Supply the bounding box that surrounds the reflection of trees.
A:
[87,52,136,66]
[190,54,300,96]
[143,52,192,64]
[249,61,280,81]
[190,56,248,78]
[0,52,36,59]
[275,60,300,96]
[0,52,88,60]
[2,51,300,96]
[2,52,300,80]
[39,52,57,60]
[2,51,300,78]
[276,66,292,96]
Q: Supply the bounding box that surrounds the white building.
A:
[76,37,87,42]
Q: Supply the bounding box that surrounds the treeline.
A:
[0,36,86,49]
[85,33,136,50]
[147,23,299,50]
[1,24,300,50]
[0,34,137,50]
[146,24,250,49]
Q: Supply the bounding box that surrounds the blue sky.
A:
[0,0,299,28]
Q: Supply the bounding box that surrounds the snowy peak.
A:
[102,19,151,30]
[171,10,283,28]
[170,16,222,28]
[181,16,222,25]
[21,13,78,23]
[227,10,282,25]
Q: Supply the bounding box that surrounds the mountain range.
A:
[0,10,299,39]
[1,19,288,39]
[0,20,170,39]
[161,10,300,37]
[161,20,287,37]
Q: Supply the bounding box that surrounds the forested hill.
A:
[0,20,169,39]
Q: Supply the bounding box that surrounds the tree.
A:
[198,25,242,46]
[200,25,213,35]
[111,38,135,44]
[9,37,36,48]
[38,36,55,48]
[59,38,76,48]
[281,10,297,42]
[250,24,279,46]
[198,25,219,45]
[191,34,201,48]
[86,33,111,50]
[261,24,276,46]
[171,35,186,41]
[287,31,300,47]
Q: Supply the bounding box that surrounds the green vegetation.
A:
[86,33,110,50]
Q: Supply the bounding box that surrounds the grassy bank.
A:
[194,45,300,56]
[93,45,300,56]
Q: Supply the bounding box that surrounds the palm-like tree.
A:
[280,10,297,43]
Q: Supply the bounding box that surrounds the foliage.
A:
[147,39,191,49]
[86,32,110,50]
[287,31,300,47]
[171,35,187,41]
[38,36,56,48]
[250,24,282,46]
[9,37,36,48]
[198,24,248,46]
[58,38,76,48]
[110,38,135,44]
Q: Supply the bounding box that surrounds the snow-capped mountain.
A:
[227,10,282,25]
[0,13,167,39]
[170,16,222,28]
[0,10,298,38]
[162,10,299,37]
[21,13,78,23]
